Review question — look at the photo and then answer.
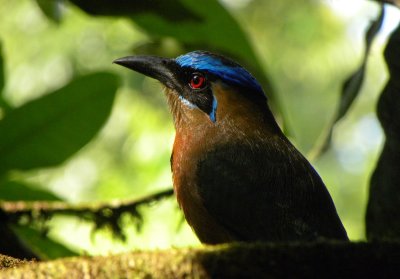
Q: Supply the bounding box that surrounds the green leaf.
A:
[0,72,118,173]
[69,0,201,22]
[335,5,385,121]
[142,0,274,96]
[0,40,10,113]
[69,0,275,104]
[34,0,64,23]
[311,6,385,158]
[0,41,4,95]
[11,225,78,260]
[0,180,62,201]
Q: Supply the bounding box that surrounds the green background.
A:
[0,0,395,257]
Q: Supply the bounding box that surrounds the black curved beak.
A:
[113,55,178,89]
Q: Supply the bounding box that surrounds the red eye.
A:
[189,73,206,89]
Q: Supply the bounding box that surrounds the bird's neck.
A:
[169,82,284,178]
[170,83,281,145]
[168,84,284,223]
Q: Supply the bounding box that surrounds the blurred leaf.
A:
[336,6,385,122]
[131,38,185,59]
[35,0,64,23]
[136,0,274,95]
[0,41,4,95]
[337,6,384,118]
[0,180,62,201]
[312,6,385,158]
[69,0,275,106]
[0,213,38,259]
[0,40,10,113]
[69,0,201,22]
[11,225,78,259]
[0,72,118,174]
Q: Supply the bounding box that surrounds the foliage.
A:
[314,5,385,156]
[0,0,397,260]
[0,73,118,173]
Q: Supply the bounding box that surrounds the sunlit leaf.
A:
[337,5,385,118]
[0,180,62,201]
[11,225,78,259]
[335,5,384,120]
[0,72,118,174]
[312,6,385,157]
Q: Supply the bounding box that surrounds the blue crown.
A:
[175,51,265,98]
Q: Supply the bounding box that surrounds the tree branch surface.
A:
[0,241,399,278]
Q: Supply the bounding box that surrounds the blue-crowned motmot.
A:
[114,51,348,243]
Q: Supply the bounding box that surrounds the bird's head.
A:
[114,51,272,131]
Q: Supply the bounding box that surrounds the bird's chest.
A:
[171,131,234,243]
[171,131,205,211]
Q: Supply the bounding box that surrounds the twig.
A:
[0,188,174,237]
[1,188,173,216]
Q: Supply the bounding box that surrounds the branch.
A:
[0,188,174,238]
[1,188,174,216]
[0,254,29,270]
[1,242,400,278]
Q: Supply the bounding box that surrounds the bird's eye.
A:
[189,73,206,90]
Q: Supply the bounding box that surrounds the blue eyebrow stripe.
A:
[175,51,265,98]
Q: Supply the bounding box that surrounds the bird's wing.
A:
[196,138,347,241]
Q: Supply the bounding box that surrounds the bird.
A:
[114,50,348,244]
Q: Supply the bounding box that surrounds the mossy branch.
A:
[1,242,400,278]
[0,188,174,238]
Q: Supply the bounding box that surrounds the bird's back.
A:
[195,137,348,243]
